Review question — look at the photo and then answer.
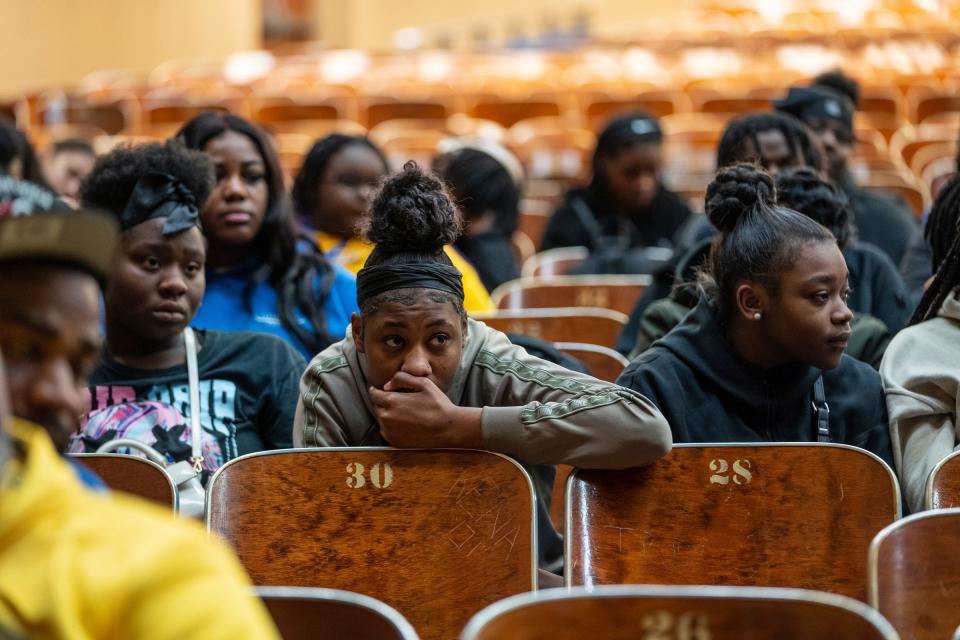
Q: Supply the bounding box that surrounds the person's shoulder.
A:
[850,240,900,270]
[620,344,681,379]
[826,354,882,389]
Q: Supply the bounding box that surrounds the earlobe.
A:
[734,283,768,322]
[350,313,364,353]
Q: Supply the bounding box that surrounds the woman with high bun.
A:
[293,161,670,462]
[617,163,894,464]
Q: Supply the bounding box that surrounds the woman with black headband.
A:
[71,142,306,477]
[293,162,670,467]
[541,112,694,258]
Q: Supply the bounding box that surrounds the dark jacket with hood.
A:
[839,173,917,267]
[541,186,694,252]
[617,298,895,468]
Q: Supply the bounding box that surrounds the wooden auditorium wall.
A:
[0,0,260,96]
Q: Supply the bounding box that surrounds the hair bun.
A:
[364,161,462,254]
[705,163,775,233]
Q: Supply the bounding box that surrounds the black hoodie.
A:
[616,298,895,468]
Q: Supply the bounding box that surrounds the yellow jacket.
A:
[0,419,279,640]
[315,232,495,314]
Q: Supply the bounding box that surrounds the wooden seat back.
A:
[256,587,419,640]
[474,308,627,349]
[566,444,900,600]
[461,585,900,640]
[491,275,653,316]
[870,508,960,640]
[926,450,960,509]
[554,342,629,383]
[521,247,589,278]
[70,453,177,511]
[208,449,535,640]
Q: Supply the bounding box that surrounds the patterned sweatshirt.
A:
[294,318,670,469]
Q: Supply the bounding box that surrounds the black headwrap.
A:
[119,172,200,235]
[356,263,465,307]
[773,86,854,131]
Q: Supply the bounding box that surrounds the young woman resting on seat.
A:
[616,163,894,466]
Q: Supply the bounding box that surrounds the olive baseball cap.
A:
[0,176,117,284]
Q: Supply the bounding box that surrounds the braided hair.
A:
[774,167,853,250]
[700,163,835,320]
[176,112,338,354]
[909,175,960,325]
[360,162,465,319]
[716,112,824,173]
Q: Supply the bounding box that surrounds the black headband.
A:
[119,172,200,235]
[356,263,465,307]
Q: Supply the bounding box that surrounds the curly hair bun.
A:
[704,163,775,233]
[365,161,462,254]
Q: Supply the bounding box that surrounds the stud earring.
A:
[753,312,762,320]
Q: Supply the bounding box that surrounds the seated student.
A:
[626,167,904,362]
[541,112,694,258]
[291,133,495,313]
[293,162,670,463]
[70,142,305,477]
[176,113,357,358]
[881,176,960,512]
[617,163,894,466]
[616,112,828,354]
[41,137,96,205]
[433,140,523,292]
[0,211,279,639]
[774,80,917,266]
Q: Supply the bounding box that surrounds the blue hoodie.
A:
[193,258,357,359]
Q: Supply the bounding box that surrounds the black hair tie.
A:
[119,172,200,236]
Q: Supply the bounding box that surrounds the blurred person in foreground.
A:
[0,208,279,639]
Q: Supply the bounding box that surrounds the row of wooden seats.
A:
[72,445,960,640]
[13,81,959,141]
[260,584,901,640]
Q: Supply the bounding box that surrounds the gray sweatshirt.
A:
[881,290,960,512]
[294,318,671,469]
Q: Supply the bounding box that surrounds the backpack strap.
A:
[812,375,831,443]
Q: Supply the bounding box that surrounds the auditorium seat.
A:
[491,274,654,316]
[256,586,419,640]
[69,453,177,512]
[521,247,589,278]
[554,342,629,383]
[925,450,960,509]
[461,585,899,640]
[870,508,960,640]
[474,308,628,349]
[566,444,900,600]
[207,449,536,640]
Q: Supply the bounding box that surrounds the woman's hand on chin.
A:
[369,372,482,449]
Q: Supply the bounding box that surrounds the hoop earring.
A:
[753,312,762,320]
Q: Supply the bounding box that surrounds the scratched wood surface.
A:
[926,451,960,509]
[871,509,960,640]
[475,309,627,349]
[70,453,176,510]
[258,592,413,640]
[492,276,651,315]
[208,449,535,640]
[465,589,896,640]
[566,445,899,600]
